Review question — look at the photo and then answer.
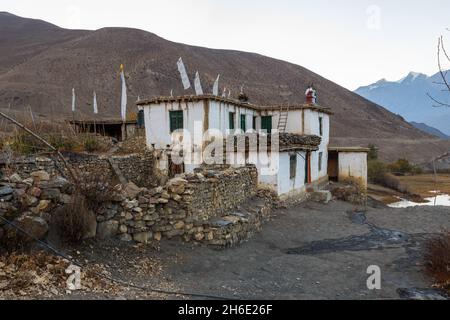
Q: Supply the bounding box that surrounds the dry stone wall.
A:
[1,153,269,248]
[97,165,265,247]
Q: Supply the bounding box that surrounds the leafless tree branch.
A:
[427,93,450,108]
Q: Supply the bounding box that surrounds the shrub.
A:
[367,144,378,161]
[368,160,410,192]
[424,232,450,290]
[388,158,414,175]
[368,160,387,184]
[78,167,119,209]
[51,193,94,244]
[83,135,101,152]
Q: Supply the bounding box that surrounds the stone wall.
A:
[1,156,268,248]
[0,170,76,244]
[96,165,262,246]
[0,151,156,189]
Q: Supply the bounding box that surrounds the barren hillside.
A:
[0,12,449,163]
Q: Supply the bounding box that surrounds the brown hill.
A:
[0,12,449,163]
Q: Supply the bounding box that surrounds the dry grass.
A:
[50,193,94,244]
[0,116,113,155]
[424,232,450,291]
[397,174,450,197]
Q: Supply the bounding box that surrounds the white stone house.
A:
[137,91,337,200]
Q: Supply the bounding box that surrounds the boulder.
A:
[119,225,128,234]
[22,178,34,186]
[154,232,162,241]
[174,221,185,230]
[20,194,38,207]
[133,231,152,244]
[310,190,332,204]
[119,233,132,242]
[97,220,119,239]
[13,215,49,240]
[9,174,22,183]
[0,186,13,197]
[123,182,142,199]
[83,211,97,239]
[31,171,50,181]
[27,187,42,198]
[37,200,51,212]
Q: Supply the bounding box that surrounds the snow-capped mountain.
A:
[355,71,450,135]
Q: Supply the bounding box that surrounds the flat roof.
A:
[69,119,137,125]
[136,95,333,115]
[328,147,370,153]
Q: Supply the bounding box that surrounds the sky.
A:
[2,0,450,90]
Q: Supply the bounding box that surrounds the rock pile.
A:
[0,170,74,243]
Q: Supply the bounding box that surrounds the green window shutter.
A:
[229,112,235,130]
[170,111,183,133]
[252,116,257,130]
[261,116,272,133]
[240,114,246,132]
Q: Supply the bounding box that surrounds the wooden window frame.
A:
[169,110,184,133]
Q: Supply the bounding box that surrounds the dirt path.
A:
[55,200,449,300]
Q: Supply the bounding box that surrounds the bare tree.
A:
[427,32,450,107]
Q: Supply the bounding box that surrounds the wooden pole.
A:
[0,111,79,184]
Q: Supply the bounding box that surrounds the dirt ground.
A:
[44,199,449,300]
[3,200,449,300]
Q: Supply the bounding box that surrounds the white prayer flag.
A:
[71,88,76,112]
[194,71,203,95]
[222,87,227,97]
[120,64,127,121]
[213,74,220,96]
[177,57,191,90]
[93,91,98,114]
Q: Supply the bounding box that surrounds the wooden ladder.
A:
[277,105,289,133]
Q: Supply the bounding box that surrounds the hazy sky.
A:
[2,0,450,90]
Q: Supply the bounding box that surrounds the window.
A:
[290,154,297,179]
[229,112,235,130]
[137,110,145,128]
[261,116,272,134]
[319,152,323,172]
[169,110,183,133]
[240,114,246,132]
[319,117,323,136]
[252,116,257,130]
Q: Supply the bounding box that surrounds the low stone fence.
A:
[0,151,156,189]
[1,154,268,248]
[0,170,75,243]
[97,165,261,246]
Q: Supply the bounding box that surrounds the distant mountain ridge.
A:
[355,71,450,135]
[1,12,450,163]
[410,121,449,140]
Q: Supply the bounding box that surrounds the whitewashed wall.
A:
[338,152,368,188]
[143,101,205,149]
[277,152,307,196]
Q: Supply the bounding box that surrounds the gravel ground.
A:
[8,200,450,300]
